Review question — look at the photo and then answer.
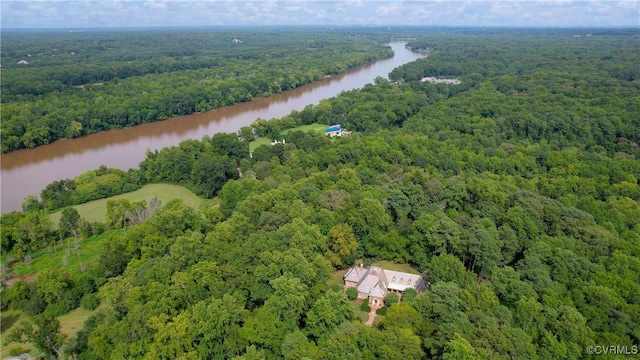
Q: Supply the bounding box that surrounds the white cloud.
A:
[616,0,638,9]
[376,1,403,16]
[536,0,573,6]
[144,1,167,9]
[0,0,638,28]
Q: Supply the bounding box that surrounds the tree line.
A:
[1,28,394,153]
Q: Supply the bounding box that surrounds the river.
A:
[0,42,424,213]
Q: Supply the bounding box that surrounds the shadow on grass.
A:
[1,313,20,333]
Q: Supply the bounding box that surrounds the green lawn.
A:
[58,307,96,343]
[50,184,202,224]
[1,309,35,358]
[1,307,96,359]
[249,137,273,153]
[6,230,117,278]
[373,260,421,274]
[200,197,221,208]
[328,269,346,288]
[250,123,329,153]
[352,300,370,324]
[281,123,328,135]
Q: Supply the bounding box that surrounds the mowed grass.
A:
[50,184,202,224]
[58,307,96,342]
[249,137,273,153]
[352,300,370,323]
[6,230,117,278]
[250,123,329,153]
[373,260,421,274]
[1,307,96,359]
[281,123,328,135]
[328,269,347,288]
[1,309,36,358]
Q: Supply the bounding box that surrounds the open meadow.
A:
[49,184,204,225]
[1,307,95,359]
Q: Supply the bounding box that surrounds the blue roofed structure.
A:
[325,124,342,137]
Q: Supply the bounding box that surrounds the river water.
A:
[0,42,424,213]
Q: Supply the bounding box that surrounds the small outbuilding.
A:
[325,124,343,137]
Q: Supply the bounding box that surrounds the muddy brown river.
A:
[1,42,424,213]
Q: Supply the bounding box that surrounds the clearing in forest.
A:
[49,184,203,224]
[1,307,96,359]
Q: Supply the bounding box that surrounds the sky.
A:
[1,0,639,29]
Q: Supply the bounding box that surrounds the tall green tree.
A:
[305,290,353,342]
[59,207,82,248]
[325,224,358,268]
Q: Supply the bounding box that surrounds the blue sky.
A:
[1,1,638,29]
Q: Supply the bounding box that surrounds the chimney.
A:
[359,263,363,270]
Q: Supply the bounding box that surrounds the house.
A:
[232,38,243,43]
[325,124,343,137]
[344,264,426,307]
[420,76,461,85]
[17,59,29,65]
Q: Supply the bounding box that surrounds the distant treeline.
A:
[1,28,394,153]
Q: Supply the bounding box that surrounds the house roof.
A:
[370,283,386,299]
[357,273,381,295]
[344,266,367,283]
[344,264,423,297]
[384,269,424,292]
[326,125,341,132]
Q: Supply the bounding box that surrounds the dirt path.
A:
[3,274,36,287]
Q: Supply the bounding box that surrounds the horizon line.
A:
[3,24,639,31]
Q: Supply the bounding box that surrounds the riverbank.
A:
[1,42,425,213]
[1,29,395,154]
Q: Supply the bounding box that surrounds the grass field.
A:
[50,184,202,224]
[249,123,329,153]
[1,307,96,359]
[352,300,370,323]
[280,123,328,135]
[249,137,273,153]
[5,230,117,278]
[200,197,221,208]
[0,309,35,358]
[373,260,421,274]
[4,183,211,276]
[58,307,96,342]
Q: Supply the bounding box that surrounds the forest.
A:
[1,28,639,359]
[0,28,394,153]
